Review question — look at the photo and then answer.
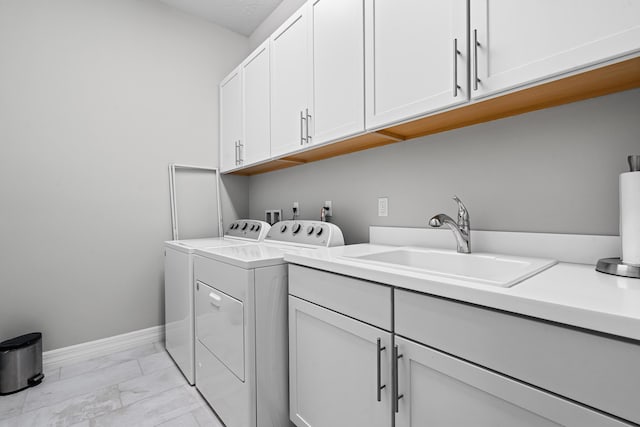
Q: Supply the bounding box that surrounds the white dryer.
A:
[164,220,270,385]
[193,220,344,427]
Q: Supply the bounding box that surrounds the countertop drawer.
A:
[395,289,640,424]
[289,264,392,331]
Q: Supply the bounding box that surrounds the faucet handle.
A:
[452,195,469,225]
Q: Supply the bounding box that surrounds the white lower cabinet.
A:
[289,296,392,427]
[288,266,635,427]
[395,336,629,427]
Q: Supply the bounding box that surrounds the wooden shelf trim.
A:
[230,57,640,176]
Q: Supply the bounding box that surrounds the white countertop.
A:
[284,244,640,342]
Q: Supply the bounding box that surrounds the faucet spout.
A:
[428,196,471,253]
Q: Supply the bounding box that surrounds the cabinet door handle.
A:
[393,345,404,413]
[376,338,386,402]
[453,38,461,97]
[305,108,312,143]
[300,111,307,145]
[238,140,244,164]
[473,29,481,91]
[234,140,239,165]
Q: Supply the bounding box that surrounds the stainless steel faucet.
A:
[429,196,471,254]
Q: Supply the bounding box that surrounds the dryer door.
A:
[195,281,245,381]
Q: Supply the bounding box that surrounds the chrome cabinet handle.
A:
[376,338,386,402]
[393,345,404,413]
[300,111,307,145]
[234,140,239,165]
[238,140,244,164]
[305,108,312,143]
[473,29,481,91]
[453,38,461,97]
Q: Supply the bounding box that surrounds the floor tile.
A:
[138,351,174,376]
[90,385,200,427]
[0,385,121,427]
[59,344,159,380]
[156,412,200,427]
[44,367,61,384]
[119,366,186,407]
[23,360,141,413]
[190,406,223,427]
[0,390,27,421]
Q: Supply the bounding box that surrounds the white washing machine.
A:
[164,219,270,385]
[193,220,344,427]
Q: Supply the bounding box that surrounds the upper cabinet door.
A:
[270,4,312,158]
[365,0,468,130]
[310,0,365,145]
[471,0,640,99]
[219,67,242,172]
[241,41,271,165]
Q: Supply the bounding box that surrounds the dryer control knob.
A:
[306,226,314,235]
[292,223,302,234]
[280,225,287,233]
[250,224,256,231]
[241,223,248,230]
[255,225,261,232]
[316,227,324,237]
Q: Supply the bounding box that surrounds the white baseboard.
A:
[43,325,165,370]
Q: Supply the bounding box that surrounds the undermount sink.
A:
[346,248,557,287]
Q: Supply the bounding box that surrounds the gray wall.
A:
[249,89,640,245]
[0,0,249,350]
[249,0,307,50]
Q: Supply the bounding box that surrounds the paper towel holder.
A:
[596,258,640,279]
[595,155,640,278]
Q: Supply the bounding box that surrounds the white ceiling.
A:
[160,0,284,36]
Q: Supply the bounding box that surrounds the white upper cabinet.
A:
[241,41,271,165]
[470,0,640,99]
[219,67,242,172]
[270,4,312,158]
[310,0,365,145]
[365,0,468,130]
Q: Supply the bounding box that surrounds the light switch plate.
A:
[378,197,388,217]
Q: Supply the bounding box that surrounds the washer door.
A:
[195,281,245,381]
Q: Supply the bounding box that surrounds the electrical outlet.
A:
[293,201,299,210]
[324,200,332,217]
[378,197,388,217]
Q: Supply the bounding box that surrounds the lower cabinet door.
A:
[289,296,392,427]
[395,336,631,427]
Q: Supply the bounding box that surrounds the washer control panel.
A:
[265,220,344,247]
[225,220,271,241]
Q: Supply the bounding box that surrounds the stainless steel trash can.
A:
[0,332,44,395]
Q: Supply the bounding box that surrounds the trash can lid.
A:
[0,332,42,351]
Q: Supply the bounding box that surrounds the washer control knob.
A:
[250,224,256,231]
[280,224,287,233]
[255,224,261,232]
[316,227,324,237]
[306,226,314,235]
[292,223,302,234]
[241,223,248,231]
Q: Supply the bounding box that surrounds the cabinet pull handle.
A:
[234,140,239,165]
[376,338,386,402]
[473,29,481,91]
[300,111,307,145]
[238,140,243,164]
[305,108,312,143]
[453,38,461,97]
[393,345,404,413]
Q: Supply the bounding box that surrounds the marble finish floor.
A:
[0,343,223,427]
